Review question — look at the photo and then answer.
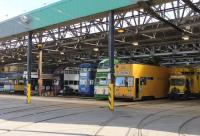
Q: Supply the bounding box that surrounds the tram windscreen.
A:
[170,79,185,86]
[80,80,87,85]
[96,78,107,85]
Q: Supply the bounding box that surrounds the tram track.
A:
[94,114,119,136]
[0,103,97,122]
[178,116,200,136]
[136,109,171,136]
[119,99,187,109]
[125,101,200,136]
[93,100,200,136]
[0,98,199,136]
[4,105,83,121]
[0,106,100,136]
[138,103,200,136]
[94,105,179,136]
[0,105,36,111]
[0,103,68,115]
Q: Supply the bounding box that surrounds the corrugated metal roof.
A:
[0,0,144,39]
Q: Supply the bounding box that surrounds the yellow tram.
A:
[115,64,170,100]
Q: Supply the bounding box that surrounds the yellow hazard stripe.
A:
[108,83,114,111]
[27,83,31,104]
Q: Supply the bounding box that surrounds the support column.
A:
[27,32,32,104]
[108,10,115,84]
[108,10,115,111]
[38,47,43,96]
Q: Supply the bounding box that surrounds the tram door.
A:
[135,78,139,98]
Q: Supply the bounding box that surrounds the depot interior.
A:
[0,0,200,99]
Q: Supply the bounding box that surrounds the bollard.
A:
[108,83,114,111]
[27,83,31,104]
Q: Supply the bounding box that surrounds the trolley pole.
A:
[27,31,32,104]
[108,10,115,111]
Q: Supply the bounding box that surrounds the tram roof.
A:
[79,63,97,68]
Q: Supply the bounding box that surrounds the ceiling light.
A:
[74,45,78,49]
[132,41,139,46]
[60,52,64,55]
[185,25,191,30]
[18,58,22,61]
[93,48,99,52]
[117,29,125,33]
[1,60,4,63]
[182,35,189,41]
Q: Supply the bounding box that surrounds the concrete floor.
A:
[0,95,199,136]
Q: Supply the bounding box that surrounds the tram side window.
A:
[80,68,88,72]
[65,70,68,74]
[74,81,78,85]
[95,78,100,84]
[99,62,109,69]
[115,77,125,87]
[73,70,77,74]
[69,81,73,84]
[140,77,147,85]
[19,82,24,85]
[65,70,79,74]
[89,80,94,85]
[99,78,107,85]
[64,81,69,85]
[69,70,72,74]
[128,77,134,86]
[116,77,134,87]
[147,77,154,80]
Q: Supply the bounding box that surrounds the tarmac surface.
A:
[0,95,199,136]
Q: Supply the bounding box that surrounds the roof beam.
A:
[138,1,190,34]
[182,0,200,14]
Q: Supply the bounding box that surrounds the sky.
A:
[0,0,60,22]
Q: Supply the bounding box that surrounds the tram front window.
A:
[170,79,185,86]
[80,80,87,85]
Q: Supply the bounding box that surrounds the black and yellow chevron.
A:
[108,84,114,111]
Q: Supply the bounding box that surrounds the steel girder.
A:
[0,0,200,66]
[182,0,200,13]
